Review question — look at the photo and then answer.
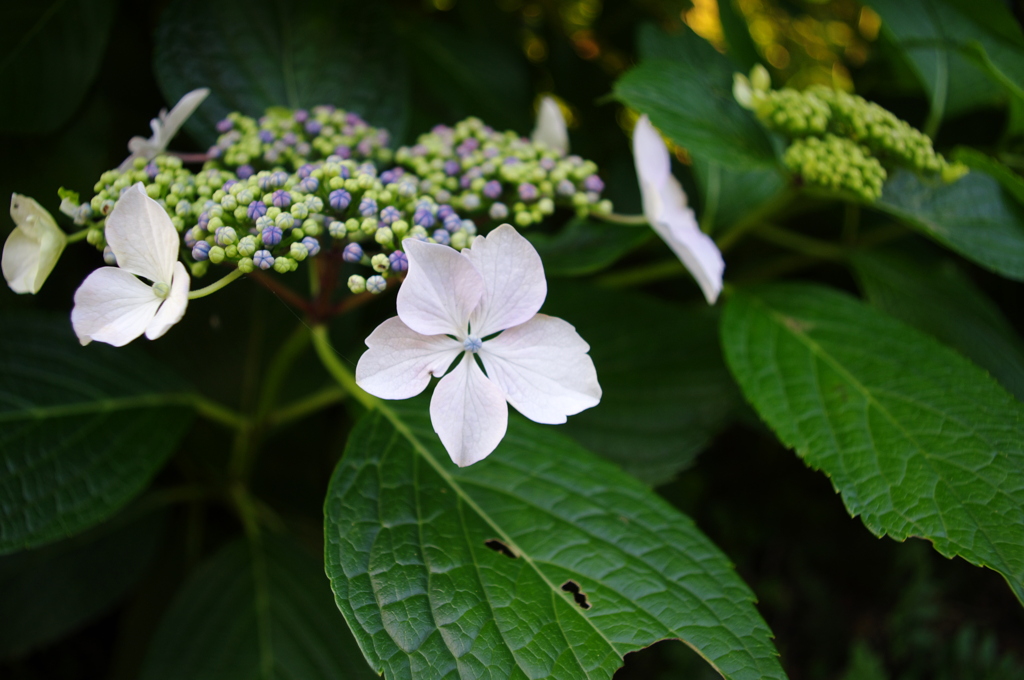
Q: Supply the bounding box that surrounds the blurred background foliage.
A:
[1,0,1023,678]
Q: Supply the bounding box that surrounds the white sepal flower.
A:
[633,115,725,304]
[3,194,67,294]
[118,88,210,171]
[356,224,601,467]
[531,96,569,155]
[71,183,189,346]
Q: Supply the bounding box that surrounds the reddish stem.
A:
[248,270,313,314]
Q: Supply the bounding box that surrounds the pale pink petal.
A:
[461,224,546,337]
[122,88,210,168]
[633,115,671,192]
[430,354,508,467]
[479,314,601,424]
[531,96,569,155]
[71,267,162,347]
[105,184,179,285]
[3,195,67,294]
[356,317,463,400]
[145,261,190,340]
[397,238,483,337]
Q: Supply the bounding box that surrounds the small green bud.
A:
[515,211,533,227]
[375,226,394,245]
[451,231,468,250]
[225,244,239,259]
[207,216,224,231]
[208,245,226,264]
[146,184,162,199]
[348,275,366,293]
[391,219,409,240]
[371,253,390,272]
[289,242,309,261]
[238,257,255,273]
[191,260,209,277]
[86,227,103,246]
[273,256,295,273]
[303,218,321,236]
[346,218,360,233]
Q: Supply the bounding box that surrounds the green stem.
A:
[66,228,90,243]
[754,224,846,260]
[188,269,244,300]
[231,484,274,679]
[592,212,648,226]
[311,325,377,412]
[255,324,312,420]
[596,259,686,288]
[268,385,346,428]
[715,187,798,253]
[192,394,247,430]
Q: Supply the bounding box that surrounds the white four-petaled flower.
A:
[356,225,601,467]
[118,88,210,171]
[2,194,67,294]
[531,96,569,155]
[633,114,724,304]
[71,183,189,346]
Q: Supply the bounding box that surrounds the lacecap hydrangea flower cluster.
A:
[734,65,968,201]
[58,105,612,297]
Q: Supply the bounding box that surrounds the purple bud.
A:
[254,250,275,270]
[216,118,234,133]
[358,196,377,217]
[346,112,363,125]
[282,132,298,146]
[271,171,289,187]
[334,145,351,159]
[483,180,502,199]
[294,109,309,123]
[237,165,255,180]
[356,139,374,156]
[380,206,401,225]
[337,165,351,179]
[443,213,462,232]
[540,157,556,171]
[298,177,319,193]
[304,120,322,135]
[247,201,268,221]
[432,229,451,245]
[444,160,461,176]
[192,241,212,261]
[504,156,520,165]
[583,174,605,193]
[518,183,539,202]
[389,250,408,272]
[184,228,198,249]
[223,180,238,192]
[301,236,321,257]
[328,189,351,211]
[258,130,275,144]
[197,212,211,229]
[413,207,435,228]
[437,204,455,220]
[215,226,237,246]
[145,162,159,179]
[207,146,222,159]
[342,243,364,263]
[557,179,575,196]
[262,225,284,246]
[271,190,292,209]
[258,175,274,191]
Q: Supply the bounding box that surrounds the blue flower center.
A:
[463,336,483,353]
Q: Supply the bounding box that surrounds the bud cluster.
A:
[734,66,967,201]
[60,105,613,297]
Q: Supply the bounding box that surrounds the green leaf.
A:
[153,0,409,145]
[691,157,786,235]
[851,247,1024,401]
[720,284,1024,604]
[952,147,1024,205]
[0,509,164,658]
[543,281,741,485]
[0,313,194,554]
[0,0,116,134]
[866,0,1019,122]
[527,218,651,277]
[324,403,786,680]
[140,535,376,680]
[614,25,776,169]
[875,169,1024,281]
[717,0,762,73]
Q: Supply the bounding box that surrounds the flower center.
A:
[152,282,171,299]
[463,335,483,353]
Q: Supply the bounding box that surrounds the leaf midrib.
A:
[0,393,198,422]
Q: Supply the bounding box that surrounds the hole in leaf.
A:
[561,580,591,609]
[485,539,518,559]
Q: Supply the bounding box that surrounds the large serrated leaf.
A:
[614,25,776,169]
[720,284,1024,604]
[154,0,409,145]
[875,169,1024,281]
[851,247,1024,401]
[324,402,786,680]
[0,313,194,554]
[543,282,740,485]
[141,535,376,680]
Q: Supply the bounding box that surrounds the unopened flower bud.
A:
[215,226,238,246]
[388,250,408,272]
[192,241,212,261]
[289,242,309,261]
[348,274,366,293]
[254,250,275,270]
[208,245,226,264]
[103,246,117,266]
[371,253,390,272]
[366,275,387,294]
[238,257,255,273]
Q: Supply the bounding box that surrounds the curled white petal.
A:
[531,96,569,155]
[145,262,190,340]
[480,314,601,424]
[633,115,724,304]
[398,238,483,337]
[430,354,508,467]
[356,317,463,400]
[105,183,180,285]
[120,87,210,170]
[3,194,66,294]
[462,224,546,337]
[71,267,164,347]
